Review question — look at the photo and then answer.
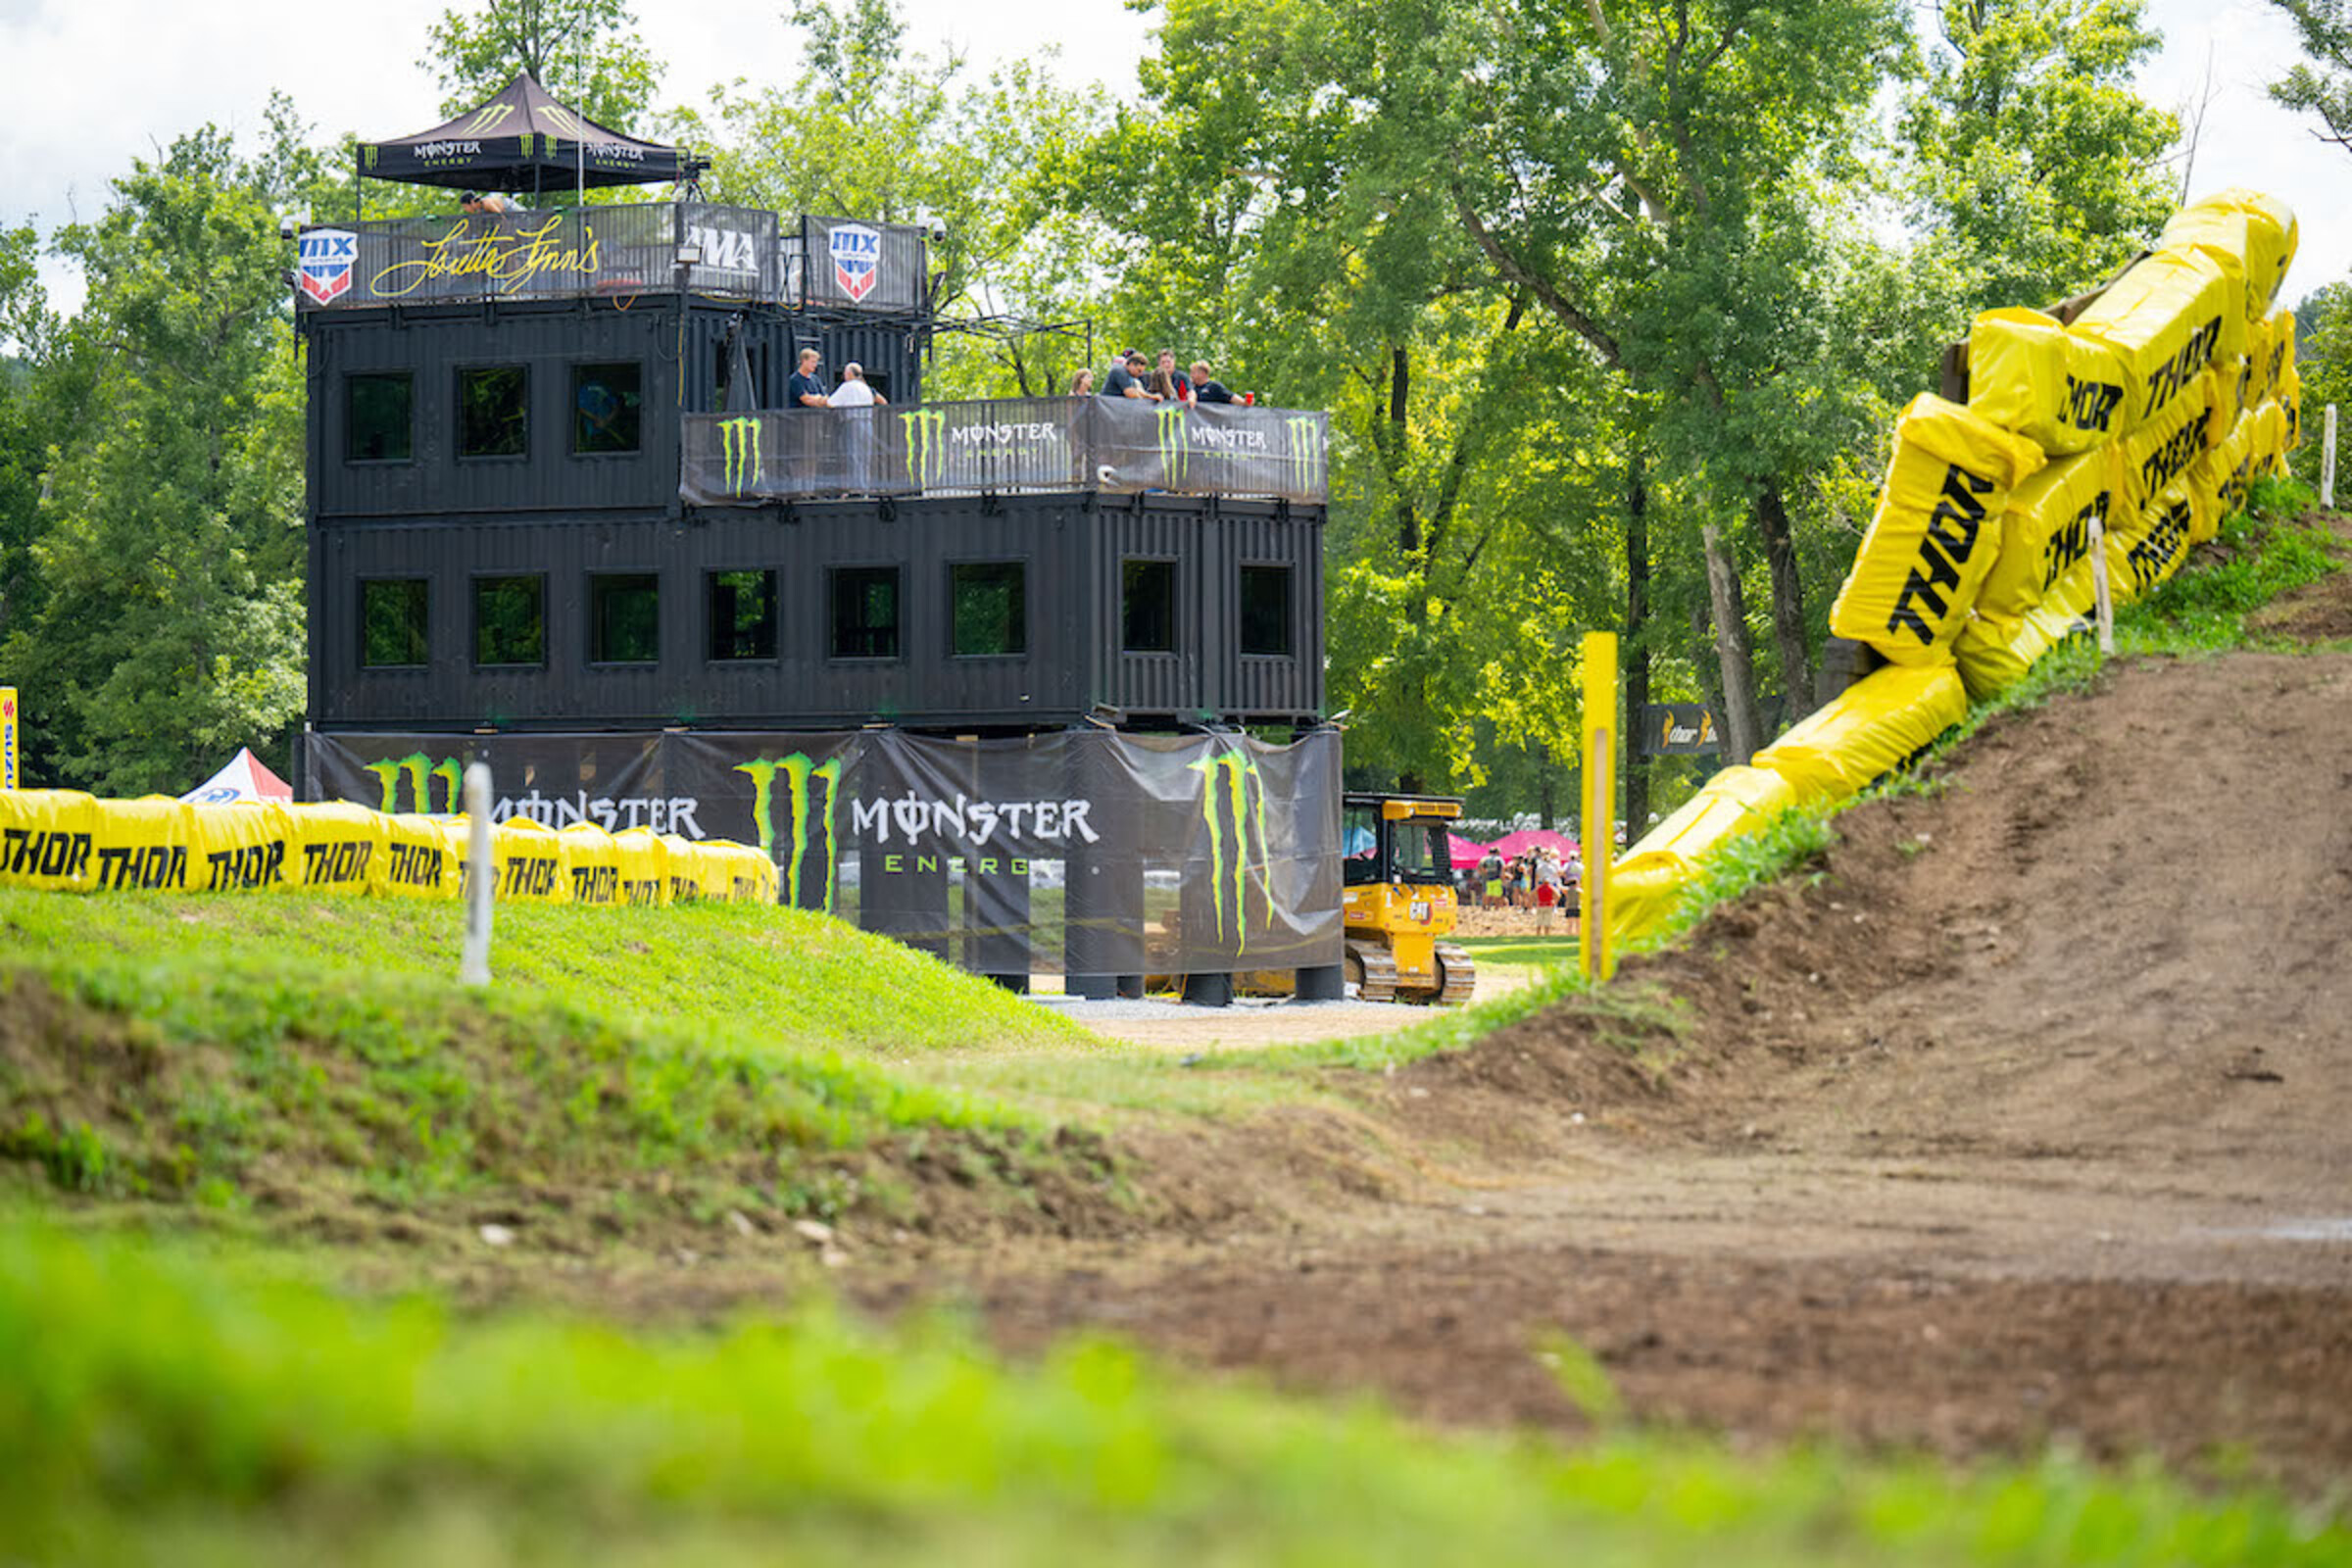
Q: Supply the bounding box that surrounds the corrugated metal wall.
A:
[313,494,1324,733]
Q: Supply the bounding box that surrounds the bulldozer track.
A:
[1434,942,1476,1004]
[1345,940,1398,1004]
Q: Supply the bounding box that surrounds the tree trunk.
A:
[1753,479,1811,724]
[1537,741,1555,830]
[1699,519,1763,764]
[1622,451,1651,836]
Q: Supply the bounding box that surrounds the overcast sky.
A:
[0,0,2343,318]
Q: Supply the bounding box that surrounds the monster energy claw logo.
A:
[364,752,465,814]
[720,416,761,495]
[1189,751,1274,954]
[1156,404,1190,483]
[738,753,844,911]
[902,408,948,487]
[1284,416,1320,493]
[464,102,517,137]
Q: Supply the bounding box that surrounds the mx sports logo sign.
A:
[829,222,882,304]
[297,229,359,306]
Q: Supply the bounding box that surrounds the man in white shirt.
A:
[828,362,886,491]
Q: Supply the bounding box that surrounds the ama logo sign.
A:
[829,222,881,304]
[298,229,359,306]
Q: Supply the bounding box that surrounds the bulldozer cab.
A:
[1342,795,1459,888]
[1339,794,1474,1004]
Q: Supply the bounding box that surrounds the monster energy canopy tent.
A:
[357,72,702,194]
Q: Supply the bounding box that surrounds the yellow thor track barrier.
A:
[1603,187,2302,955]
[0,791,777,908]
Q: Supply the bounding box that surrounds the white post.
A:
[2088,516,2114,657]
[462,762,493,987]
[2324,404,2337,510]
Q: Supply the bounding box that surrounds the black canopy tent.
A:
[355,72,705,212]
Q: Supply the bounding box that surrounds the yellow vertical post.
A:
[1579,634,1617,981]
[0,688,16,790]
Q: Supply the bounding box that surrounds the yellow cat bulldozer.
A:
[1341,793,1475,1004]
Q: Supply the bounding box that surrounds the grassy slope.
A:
[0,891,1108,1235]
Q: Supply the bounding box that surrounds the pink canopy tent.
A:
[1446,832,1492,869]
[1486,827,1579,861]
[179,747,293,806]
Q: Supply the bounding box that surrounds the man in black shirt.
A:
[786,348,830,409]
[1190,360,1236,404]
[1103,351,1157,400]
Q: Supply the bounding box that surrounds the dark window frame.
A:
[1120,556,1179,655]
[456,363,530,462]
[586,570,662,668]
[570,361,644,458]
[469,571,548,669]
[345,371,415,465]
[357,575,430,670]
[706,567,780,663]
[1239,563,1295,658]
[947,558,1029,661]
[828,563,904,662]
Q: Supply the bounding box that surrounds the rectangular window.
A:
[1240,564,1293,657]
[472,574,545,666]
[589,573,661,665]
[708,569,778,662]
[830,565,901,660]
[572,362,642,454]
[1122,558,1176,653]
[458,366,528,458]
[347,373,413,462]
[951,561,1026,658]
[359,578,428,668]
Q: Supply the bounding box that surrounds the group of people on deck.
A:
[1069,348,1239,406]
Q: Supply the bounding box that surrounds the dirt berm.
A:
[869,644,2352,1495]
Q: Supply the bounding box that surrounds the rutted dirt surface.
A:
[857,648,2352,1494]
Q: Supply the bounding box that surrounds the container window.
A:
[708,569,777,662]
[1122,558,1176,653]
[347,373,413,462]
[572,362,642,454]
[589,573,661,664]
[472,574,545,666]
[458,366,527,458]
[1240,564,1293,656]
[830,565,901,660]
[951,561,1026,658]
[360,578,428,667]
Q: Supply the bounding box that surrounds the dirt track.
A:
[863,635,2352,1494]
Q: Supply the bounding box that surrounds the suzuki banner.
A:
[306,727,1343,980]
[682,396,1331,506]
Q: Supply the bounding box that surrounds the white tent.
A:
[180,747,292,806]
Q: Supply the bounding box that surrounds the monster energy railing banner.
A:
[294,204,908,311]
[683,396,1330,506]
[306,727,1342,979]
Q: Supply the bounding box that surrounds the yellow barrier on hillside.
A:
[2165,189,2297,318]
[1605,765,1799,944]
[286,802,385,896]
[612,827,671,906]
[2119,370,2215,512]
[1751,664,1970,808]
[1975,445,2117,622]
[1966,309,2128,456]
[2073,247,2240,430]
[375,812,460,899]
[1828,395,2045,666]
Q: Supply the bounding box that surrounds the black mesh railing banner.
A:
[682,398,1329,505]
[293,205,924,312]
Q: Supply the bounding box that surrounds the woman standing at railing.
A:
[1069,368,1095,396]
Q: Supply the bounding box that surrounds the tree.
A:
[421,0,663,130]
[2289,281,2351,490]
[2270,0,2352,154]
[1903,0,2178,312]
[2,121,311,793]
[681,0,1107,397]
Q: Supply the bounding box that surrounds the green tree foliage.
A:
[2269,0,2352,154]
[682,0,1106,396]
[2,122,312,793]
[422,0,663,131]
[1903,0,2178,312]
[2289,282,2351,489]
